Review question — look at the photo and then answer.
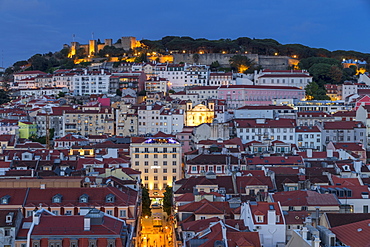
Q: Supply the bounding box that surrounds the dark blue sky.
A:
[1,0,369,68]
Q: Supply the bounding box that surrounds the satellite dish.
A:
[84,177,91,183]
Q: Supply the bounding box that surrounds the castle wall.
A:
[173,53,295,70]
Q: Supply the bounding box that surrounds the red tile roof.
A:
[272,190,340,207]
[258,74,311,78]
[323,121,365,129]
[237,105,293,110]
[235,118,296,128]
[31,214,124,236]
[331,219,370,247]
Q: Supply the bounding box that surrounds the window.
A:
[52,210,59,215]
[135,161,139,166]
[144,176,148,181]
[154,154,158,158]
[135,154,139,158]
[154,161,158,166]
[163,176,167,181]
[27,210,33,217]
[163,168,167,173]
[106,194,115,203]
[65,210,72,215]
[172,161,177,166]
[144,169,148,173]
[154,169,158,173]
[256,215,264,223]
[163,161,167,166]
[192,166,197,171]
[288,206,294,211]
[172,168,177,173]
[144,154,148,158]
[172,148,177,152]
[4,228,10,236]
[154,176,158,181]
[79,194,89,203]
[1,195,10,204]
[301,206,308,211]
[52,194,62,203]
[135,148,139,152]
[144,161,148,166]
[119,210,127,217]
[163,154,167,159]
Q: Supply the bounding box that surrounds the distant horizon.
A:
[1,0,369,67]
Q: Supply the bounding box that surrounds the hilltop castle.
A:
[64,36,141,57]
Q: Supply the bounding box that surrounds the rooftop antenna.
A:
[1,50,3,68]
[92,32,94,40]
[72,34,75,42]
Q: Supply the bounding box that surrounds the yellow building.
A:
[185,101,215,126]
[18,121,37,139]
[130,135,182,197]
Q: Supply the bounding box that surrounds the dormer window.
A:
[6,213,13,223]
[256,215,264,223]
[79,194,89,203]
[106,194,115,203]
[1,195,10,204]
[52,194,63,203]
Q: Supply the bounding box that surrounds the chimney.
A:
[312,236,321,247]
[84,217,91,231]
[267,207,276,225]
[33,212,40,225]
[307,149,312,158]
[40,184,46,189]
[301,227,308,240]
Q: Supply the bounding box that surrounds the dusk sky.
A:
[1,0,369,68]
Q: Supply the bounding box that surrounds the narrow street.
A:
[139,207,174,247]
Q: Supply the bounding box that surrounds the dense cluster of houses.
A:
[2,61,370,247]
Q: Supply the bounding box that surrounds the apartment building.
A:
[73,70,111,95]
[115,102,138,136]
[234,118,297,144]
[254,69,312,89]
[318,121,366,147]
[62,106,115,136]
[130,135,182,197]
[137,104,184,135]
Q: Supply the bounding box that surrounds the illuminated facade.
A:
[130,136,182,197]
[185,101,215,127]
[62,106,115,137]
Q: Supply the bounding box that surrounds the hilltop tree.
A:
[305,81,330,100]
[229,55,255,73]
[0,89,10,105]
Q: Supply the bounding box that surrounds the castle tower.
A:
[104,39,112,47]
[121,36,137,51]
[69,42,79,58]
[89,40,97,56]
